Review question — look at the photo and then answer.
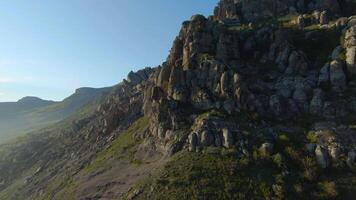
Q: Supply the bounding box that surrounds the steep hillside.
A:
[0,87,111,143]
[1,1,356,200]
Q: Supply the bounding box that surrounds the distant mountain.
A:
[0,87,112,143]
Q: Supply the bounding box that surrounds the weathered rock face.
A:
[145,12,356,146]
[345,25,356,75]
[213,0,341,22]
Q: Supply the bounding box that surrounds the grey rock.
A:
[329,146,340,162]
[331,46,343,60]
[201,130,214,146]
[127,71,143,85]
[318,63,330,87]
[259,142,274,154]
[188,133,198,152]
[293,87,308,110]
[215,133,222,147]
[297,15,305,30]
[269,95,284,116]
[320,11,328,25]
[345,26,356,48]
[222,128,234,148]
[157,65,172,87]
[169,66,185,87]
[346,47,356,75]
[312,10,321,23]
[310,89,325,115]
[315,145,330,168]
[347,151,356,169]
[306,143,316,153]
[223,99,235,114]
[286,51,308,75]
[329,60,347,92]
[220,72,230,96]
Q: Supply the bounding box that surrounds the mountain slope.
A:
[1,1,356,200]
[0,87,112,143]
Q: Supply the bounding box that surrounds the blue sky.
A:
[0,0,218,102]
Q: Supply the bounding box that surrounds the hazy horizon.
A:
[0,0,218,102]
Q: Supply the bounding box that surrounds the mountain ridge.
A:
[0,86,112,143]
[0,0,356,199]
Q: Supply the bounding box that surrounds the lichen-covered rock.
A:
[345,25,356,48]
[345,25,356,75]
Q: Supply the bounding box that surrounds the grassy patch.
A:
[84,116,149,172]
[131,151,282,200]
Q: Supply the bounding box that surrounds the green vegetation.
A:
[277,14,298,28]
[307,131,318,143]
[131,146,326,200]
[84,116,149,172]
[0,87,111,144]
[31,116,150,200]
[131,150,282,200]
[317,181,338,199]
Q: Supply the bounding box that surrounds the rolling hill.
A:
[0,87,112,143]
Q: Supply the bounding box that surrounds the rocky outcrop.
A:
[213,0,341,23]
[345,23,356,75]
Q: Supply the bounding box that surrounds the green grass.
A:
[33,116,150,200]
[130,150,283,200]
[84,116,149,172]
